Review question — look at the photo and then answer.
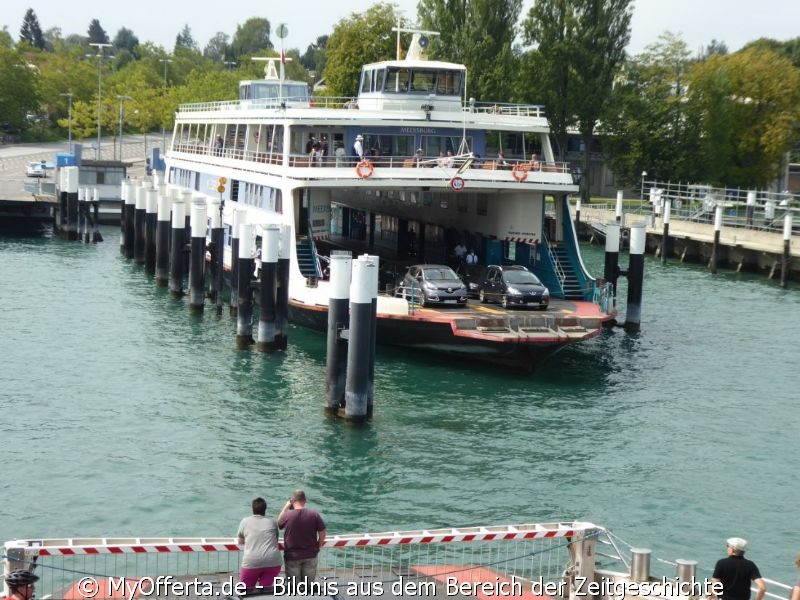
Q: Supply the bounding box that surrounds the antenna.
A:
[391,7,438,61]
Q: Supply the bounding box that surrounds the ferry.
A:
[164,34,614,370]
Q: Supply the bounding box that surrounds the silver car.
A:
[395,264,468,306]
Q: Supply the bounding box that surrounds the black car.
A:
[478,265,550,310]
[455,263,486,298]
[394,264,468,306]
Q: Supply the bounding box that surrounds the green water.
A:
[0,229,797,583]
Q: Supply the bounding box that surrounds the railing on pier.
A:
[3,522,585,599]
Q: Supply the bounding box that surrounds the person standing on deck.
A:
[237,497,282,592]
[353,135,365,163]
[3,570,38,600]
[278,490,326,585]
[466,249,478,265]
[709,538,766,600]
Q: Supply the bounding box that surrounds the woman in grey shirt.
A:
[237,497,282,591]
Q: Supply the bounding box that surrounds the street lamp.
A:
[118,95,132,161]
[59,92,73,151]
[223,60,237,71]
[89,43,112,159]
[640,170,648,210]
[159,58,173,152]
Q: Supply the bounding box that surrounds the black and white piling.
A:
[660,197,671,264]
[746,191,756,228]
[133,185,147,265]
[63,166,79,240]
[710,205,723,274]
[155,191,171,287]
[275,225,291,350]
[169,200,186,298]
[229,209,242,317]
[121,181,134,257]
[624,223,646,333]
[604,222,621,309]
[615,190,624,224]
[574,198,581,229]
[781,212,793,288]
[256,225,281,352]
[91,187,102,243]
[360,253,379,414]
[236,223,255,348]
[207,199,224,313]
[325,252,352,415]
[78,187,88,242]
[188,200,208,314]
[344,256,377,423]
[144,188,158,275]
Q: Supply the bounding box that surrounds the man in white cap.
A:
[353,135,365,162]
[710,537,766,600]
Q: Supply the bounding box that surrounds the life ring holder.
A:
[356,160,374,179]
[512,163,529,182]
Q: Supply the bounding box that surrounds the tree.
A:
[419,0,522,102]
[300,35,328,74]
[20,9,44,50]
[323,4,396,97]
[0,27,13,49]
[0,46,39,132]
[230,18,272,59]
[175,24,198,53]
[113,27,140,55]
[703,39,728,58]
[686,47,800,188]
[87,19,109,44]
[42,27,62,52]
[203,32,231,63]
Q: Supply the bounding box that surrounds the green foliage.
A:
[203,32,231,63]
[323,3,396,97]
[0,46,39,131]
[87,19,109,44]
[0,27,13,49]
[175,24,198,53]
[301,35,328,74]
[230,18,272,60]
[20,9,44,50]
[113,28,140,56]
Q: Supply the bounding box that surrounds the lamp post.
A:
[159,58,173,152]
[59,92,73,151]
[89,42,112,160]
[118,95,132,161]
[223,60,237,71]
[640,170,648,211]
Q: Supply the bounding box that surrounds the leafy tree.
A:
[203,32,231,62]
[686,47,800,187]
[61,34,86,52]
[0,26,13,49]
[175,24,198,53]
[87,19,109,44]
[419,0,522,103]
[323,4,396,97]
[301,35,328,74]
[743,37,800,69]
[20,9,45,50]
[113,27,140,55]
[42,27,62,52]
[230,18,272,59]
[0,46,39,131]
[703,39,728,58]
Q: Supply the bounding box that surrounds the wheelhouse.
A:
[357,60,466,112]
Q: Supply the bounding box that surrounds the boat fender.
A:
[512,163,529,182]
[356,160,374,179]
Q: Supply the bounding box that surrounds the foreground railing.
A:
[3,523,586,599]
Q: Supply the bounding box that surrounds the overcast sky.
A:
[4,0,799,58]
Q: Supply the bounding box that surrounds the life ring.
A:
[512,163,529,182]
[356,160,374,179]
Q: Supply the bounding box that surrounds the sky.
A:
[3,0,799,58]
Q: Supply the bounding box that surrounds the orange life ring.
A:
[356,159,374,179]
[512,162,529,182]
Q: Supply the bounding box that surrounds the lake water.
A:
[0,228,797,584]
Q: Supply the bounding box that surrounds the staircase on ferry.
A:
[550,244,584,300]
[296,236,321,279]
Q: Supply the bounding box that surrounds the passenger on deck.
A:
[445,150,455,168]
[466,249,478,265]
[3,570,38,600]
[334,142,346,167]
[530,154,540,170]
[237,497,282,592]
[454,242,467,262]
[415,148,424,167]
[353,135,365,163]
[710,538,766,600]
[498,152,510,168]
[279,491,327,586]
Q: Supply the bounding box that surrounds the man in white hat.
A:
[353,135,365,162]
[710,537,766,600]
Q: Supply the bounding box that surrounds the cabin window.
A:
[421,135,472,157]
[435,71,463,96]
[409,70,436,93]
[374,69,386,92]
[363,134,415,157]
[361,70,372,94]
[385,67,410,93]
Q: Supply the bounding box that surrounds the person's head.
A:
[356,135,363,142]
[5,570,38,598]
[726,537,747,556]
[291,490,307,507]
[447,150,453,156]
[252,497,267,516]
[416,148,423,155]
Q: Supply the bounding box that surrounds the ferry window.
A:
[435,71,463,96]
[385,67,410,93]
[409,70,436,93]
[375,69,386,92]
[361,70,372,94]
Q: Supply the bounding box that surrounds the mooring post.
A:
[256,225,281,352]
[275,224,291,350]
[236,223,255,348]
[77,187,86,242]
[746,191,756,228]
[188,200,207,314]
[64,169,79,241]
[229,209,241,317]
[122,180,135,258]
[155,191,171,287]
[325,251,352,415]
[615,190,623,224]
[361,253,379,415]
[604,222,621,311]
[781,212,792,288]
[133,185,147,265]
[660,197,671,264]
[624,223,646,333]
[710,204,723,274]
[144,188,158,275]
[574,198,581,231]
[181,190,192,276]
[344,256,376,423]
[168,200,186,298]
[207,198,223,306]
[92,187,102,243]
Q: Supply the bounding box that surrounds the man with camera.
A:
[278,490,327,584]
